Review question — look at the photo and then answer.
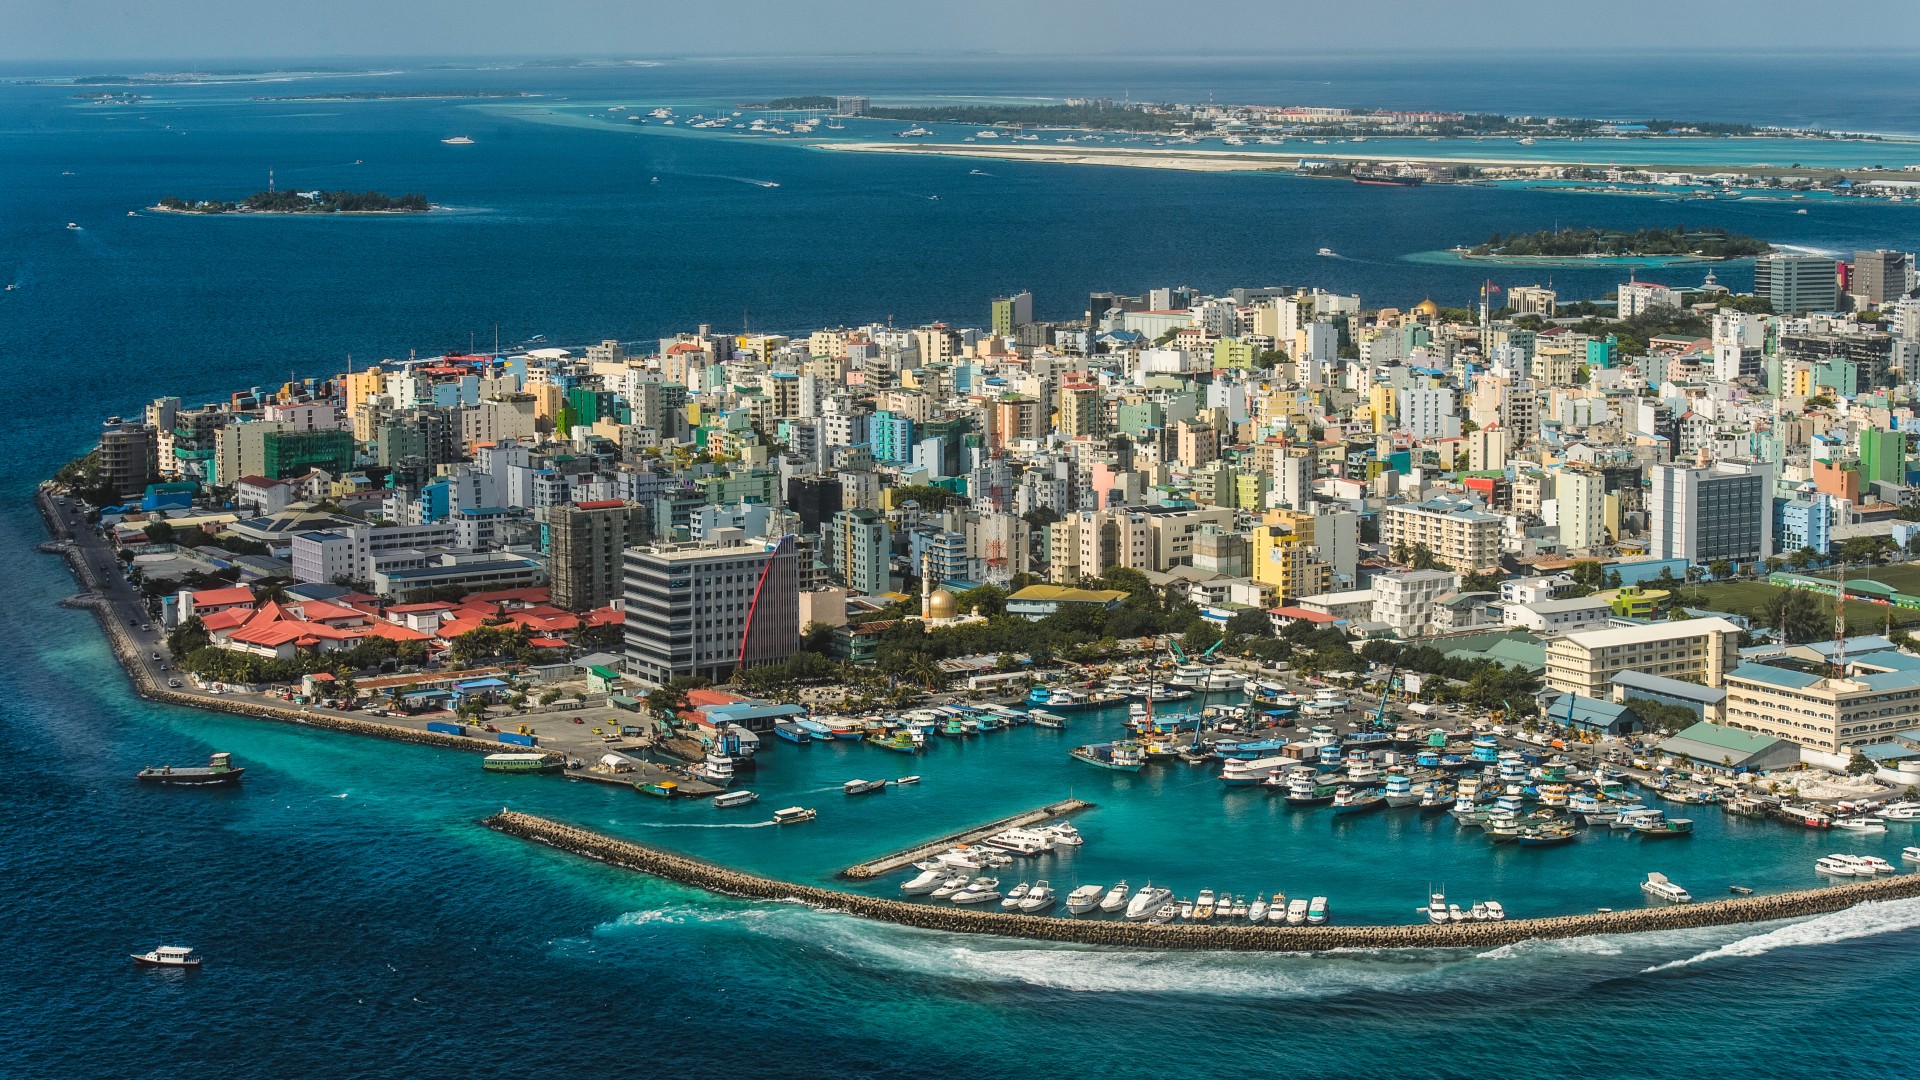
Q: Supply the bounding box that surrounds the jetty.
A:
[488,810,1920,952]
[840,798,1093,879]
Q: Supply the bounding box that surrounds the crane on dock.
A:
[1367,665,1396,732]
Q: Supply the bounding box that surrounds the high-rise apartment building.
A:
[832,508,891,596]
[1854,250,1909,307]
[990,291,1033,336]
[1754,253,1840,315]
[549,499,649,611]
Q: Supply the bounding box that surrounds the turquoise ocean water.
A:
[7,54,1920,1078]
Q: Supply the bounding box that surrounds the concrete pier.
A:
[487,810,1920,952]
[841,798,1094,879]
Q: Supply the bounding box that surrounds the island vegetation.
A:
[863,102,1186,132]
[154,190,431,215]
[754,96,837,109]
[252,90,531,101]
[1468,225,1770,259]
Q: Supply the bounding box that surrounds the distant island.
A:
[252,90,532,102]
[1466,226,1771,260]
[152,190,432,215]
[751,96,837,109]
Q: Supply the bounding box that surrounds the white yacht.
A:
[1427,892,1448,925]
[1193,889,1218,921]
[1018,881,1056,912]
[1125,885,1172,921]
[1099,881,1131,912]
[1846,854,1896,875]
[1000,882,1031,909]
[1815,855,1859,876]
[1287,898,1310,924]
[1903,847,1920,864]
[1641,872,1692,903]
[1307,897,1329,925]
[1834,817,1888,834]
[1267,893,1288,922]
[1066,884,1105,914]
[1877,801,1920,821]
[1248,896,1268,923]
[1484,901,1506,921]
[900,867,947,894]
[985,828,1053,855]
[929,874,972,899]
[950,877,1002,904]
[1039,821,1084,847]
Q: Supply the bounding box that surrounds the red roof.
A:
[573,499,626,510]
[1271,606,1339,623]
[189,586,257,609]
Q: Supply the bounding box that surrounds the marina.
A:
[841,798,1094,879]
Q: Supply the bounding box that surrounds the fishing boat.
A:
[1641,872,1692,903]
[1281,769,1340,806]
[1025,685,1053,707]
[772,806,816,824]
[864,731,920,754]
[1214,737,1291,760]
[1331,787,1386,815]
[1069,741,1147,772]
[1125,885,1172,921]
[1381,773,1420,807]
[1634,817,1694,837]
[1066,884,1106,914]
[1515,823,1579,846]
[137,752,245,785]
[773,720,812,744]
[131,945,201,968]
[712,790,759,808]
[1307,896,1329,924]
[794,717,837,740]
[635,780,678,798]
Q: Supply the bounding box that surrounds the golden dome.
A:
[927,589,958,619]
[1414,298,1440,317]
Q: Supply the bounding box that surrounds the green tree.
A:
[1226,608,1274,638]
[1765,587,1826,644]
[1707,559,1733,580]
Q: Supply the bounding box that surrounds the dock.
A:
[840,798,1093,880]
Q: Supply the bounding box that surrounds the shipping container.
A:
[497,732,538,747]
[426,721,466,736]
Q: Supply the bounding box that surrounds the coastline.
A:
[145,205,436,217]
[35,485,502,755]
[488,809,1920,951]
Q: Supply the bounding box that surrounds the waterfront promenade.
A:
[489,810,1920,950]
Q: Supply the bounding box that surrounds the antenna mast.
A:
[1832,561,1848,678]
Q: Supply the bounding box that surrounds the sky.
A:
[8,0,1920,62]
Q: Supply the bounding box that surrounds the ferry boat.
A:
[1069,741,1147,772]
[482,752,560,774]
[939,717,968,737]
[1834,816,1888,834]
[986,829,1054,855]
[1815,855,1860,876]
[1287,898,1310,924]
[1027,710,1066,730]
[773,721,812,744]
[794,717,837,739]
[1331,787,1385,815]
[691,750,734,787]
[1026,685,1053,707]
[1382,773,1421,807]
[711,790,759,809]
[1774,803,1834,829]
[131,945,202,968]
[772,806,816,824]
[1877,801,1920,821]
[1641,872,1692,903]
[1045,688,1129,712]
[138,752,245,785]
[1281,769,1339,805]
[1220,756,1291,787]
[1307,896,1329,924]
[843,778,887,795]
[1066,884,1106,914]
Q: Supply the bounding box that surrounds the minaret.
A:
[920,551,934,619]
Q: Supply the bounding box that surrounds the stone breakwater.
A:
[36,485,503,756]
[841,798,1093,879]
[488,809,1920,951]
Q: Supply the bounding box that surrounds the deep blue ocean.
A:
[7,54,1920,1078]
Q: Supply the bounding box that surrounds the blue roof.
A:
[454,678,511,690]
[1612,669,1727,704]
[1856,670,1920,693]
[1803,635,1894,658]
[700,703,807,723]
[1727,662,1823,689]
[1852,650,1920,673]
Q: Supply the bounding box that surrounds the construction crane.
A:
[1369,665,1396,731]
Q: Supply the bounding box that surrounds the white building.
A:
[1370,569,1460,638]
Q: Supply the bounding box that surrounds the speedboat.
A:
[1125,885,1172,921]
[131,945,200,968]
[1641,872,1692,903]
[1099,881,1130,912]
[1248,895,1268,923]
[900,867,947,894]
[843,778,887,795]
[1317,247,1335,257]
[894,775,921,785]
[1066,884,1105,914]
[950,877,1002,904]
[929,874,972,899]
[1000,882,1031,910]
[1834,817,1888,834]
[1266,892,1288,923]
[1904,847,1920,864]
[1018,881,1056,912]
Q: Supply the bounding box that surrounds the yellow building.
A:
[1543,618,1743,698]
[1252,511,1333,600]
[1594,585,1668,618]
[1723,663,1920,754]
[340,368,386,418]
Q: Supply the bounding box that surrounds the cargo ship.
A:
[1351,172,1423,187]
[137,752,244,786]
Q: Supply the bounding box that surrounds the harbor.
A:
[841,797,1092,879]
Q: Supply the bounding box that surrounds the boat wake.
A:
[629,819,778,829]
[1642,896,1920,973]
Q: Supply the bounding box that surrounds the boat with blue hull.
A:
[1070,741,1147,772]
[774,721,812,745]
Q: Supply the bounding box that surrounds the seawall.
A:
[841,798,1093,879]
[487,809,1920,951]
[36,485,504,756]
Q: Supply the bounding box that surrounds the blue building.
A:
[1775,492,1833,556]
[871,410,915,464]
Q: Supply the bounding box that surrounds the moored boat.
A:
[1066,884,1105,914]
[1641,872,1691,903]
[137,752,245,785]
[1307,896,1329,924]
[1070,741,1146,772]
[482,752,561,774]
[1331,787,1386,815]
[1099,880,1131,912]
[131,945,202,968]
[712,789,759,808]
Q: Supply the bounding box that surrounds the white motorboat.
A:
[929,874,972,899]
[1447,903,1466,923]
[1193,889,1218,921]
[900,867,947,894]
[1307,896,1329,924]
[1266,892,1287,923]
[1178,901,1194,920]
[1484,901,1506,921]
[1846,854,1896,875]
[1641,872,1692,903]
[1470,902,1489,921]
[1099,881,1131,912]
[1815,855,1858,877]
[1248,896,1268,923]
[1287,898,1309,924]
[1066,884,1105,914]
[1834,817,1888,834]
[1000,882,1032,910]
[1018,881,1056,913]
[1040,821,1084,847]
[1903,847,1920,864]
[1317,247,1335,257]
[1125,885,1172,921]
[950,877,1002,904]
[1877,801,1920,821]
[1427,892,1448,925]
